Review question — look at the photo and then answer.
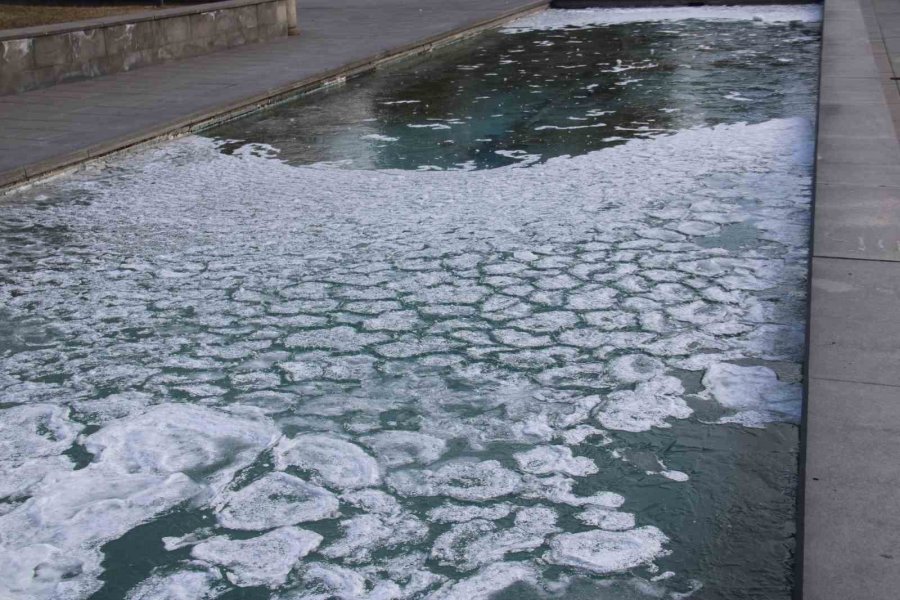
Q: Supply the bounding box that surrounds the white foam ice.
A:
[608,354,666,384]
[359,430,447,468]
[323,490,427,562]
[0,404,82,463]
[431,506,559,571]
[702,362,801,426]
[430,562,540,600]
[595,376,692,432]
[0,404,277,600]
[545,526,669,574]
[323,512,428,563]
[0,105,815,597]
[192,526,322,588]
[427,502,514,523]
[502,5,821,31]
[84,404,278,484]
[125,568,224,600]
[514,445,598,477]
[361,134,399,142]
[661,470,690,482]
[387,459,521,501]
[215,471,340,530]
[284,327,388,352]
[576,507,636,531]
[274,434,381,490]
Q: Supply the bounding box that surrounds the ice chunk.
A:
[275,434,381,490]
[431,562,540,600]
[702,362,801,426]
[192,527,322,588]
[84,404,278,486]
[388,459,520,501]
[608,354,665,383]
[125,568,223,600]
[431,507,559,571]
[576,507,636,531]
[359,430,447,467]
[0,404,82,462]
[428,502,514,523]
[545,526,669,574]
[216,472,339,530]
[595,376,692,432]
[514,445,598,477]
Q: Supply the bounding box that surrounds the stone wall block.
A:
[0,39,33,95]
[257,2,278,26]
[236,6,259,30]
[1,0,291,96]
[33,33,73,68]
[129,21,157,52]
[190,11,216,39]
[71,29,106,62]
[158,15,192,45]
[104,25,130,56]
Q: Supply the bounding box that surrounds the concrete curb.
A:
[0,0,277,41]
[0,0,548,196]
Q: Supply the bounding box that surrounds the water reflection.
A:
[209,18,819,170]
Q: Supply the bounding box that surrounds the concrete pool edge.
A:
[0,0,549,195]
[801,0,900,598]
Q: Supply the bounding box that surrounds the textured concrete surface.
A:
[0,0,547,190]
[0,0,294,97]
[802,0,900,597]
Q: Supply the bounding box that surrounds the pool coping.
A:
[800,0,900,598]
[0,0,549,194]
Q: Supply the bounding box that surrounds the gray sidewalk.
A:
[802,0,900,598]
[0,0,545,189]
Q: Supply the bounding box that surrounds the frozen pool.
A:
[0,5,820,600]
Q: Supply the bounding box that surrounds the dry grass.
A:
[0,2,214,30]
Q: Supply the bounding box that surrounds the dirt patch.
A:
[0,2,215,30]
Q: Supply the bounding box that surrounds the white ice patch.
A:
[0,404,82,463]
[608,354,666,384]
[274,434,381,489]
[0,404,276,600]
[388,459,521,501]
[1,109,814,598]
[576,507,636,531]
[359,430,447,468]
[595,376,692,432]
[192,527,322,588]
[125,568,223,600]
[361,134,399,142]
[431,562,540,600]
[427,502,514,523]
[215,472,340,530]
[324,490,427,562]
[545,526,669,574]
[431,507,559,571]
[702,362,801,426]
[502,5,821,31]
[514,445,598,477]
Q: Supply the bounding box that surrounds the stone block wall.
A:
[0,0,297,96]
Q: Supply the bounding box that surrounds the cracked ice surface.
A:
[0,13,815,600]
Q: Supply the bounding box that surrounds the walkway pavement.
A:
[802,0,900,598]
[0,0,546,189]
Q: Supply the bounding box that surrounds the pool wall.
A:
[0,0,298,97]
